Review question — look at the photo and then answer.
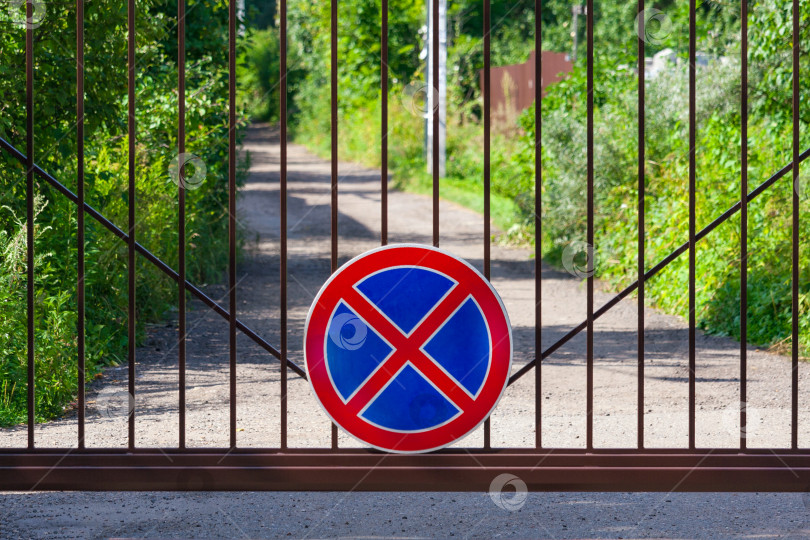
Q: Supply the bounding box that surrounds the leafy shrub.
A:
[0,0,247,425]
[513,0,810,353]
[0,198,78,424]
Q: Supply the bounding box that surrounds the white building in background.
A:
[645,48,726,80]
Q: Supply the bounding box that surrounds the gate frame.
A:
[1,0,809,492]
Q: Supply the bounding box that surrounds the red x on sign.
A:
[305,244,512,453]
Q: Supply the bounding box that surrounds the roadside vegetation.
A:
[240,0,810,355]
[0,0,247,425]
[1,0,808,426]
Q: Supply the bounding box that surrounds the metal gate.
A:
[1,0,810,491]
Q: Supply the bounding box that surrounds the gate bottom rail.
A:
[2,449,810,491]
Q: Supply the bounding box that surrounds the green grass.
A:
[293,90,528,242]
[404,174,521,236]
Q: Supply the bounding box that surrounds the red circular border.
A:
[304,244,512,453]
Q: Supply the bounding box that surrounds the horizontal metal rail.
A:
[2,449,810,491]
[0,135,307,380]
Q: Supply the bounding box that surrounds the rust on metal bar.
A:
[483,0,491,282]
[330,0,339,273]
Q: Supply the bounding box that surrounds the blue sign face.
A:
[324,266,491,432]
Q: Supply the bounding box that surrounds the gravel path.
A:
[2,123,810,538]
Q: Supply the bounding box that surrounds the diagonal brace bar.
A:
[509,146,810,386]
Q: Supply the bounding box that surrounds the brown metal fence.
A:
[481,50,572,131]
[1,0,810,491]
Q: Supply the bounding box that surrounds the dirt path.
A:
[3,123,810,538]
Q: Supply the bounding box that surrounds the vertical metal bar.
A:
[228,0,237,450]
[177,0,187,450]
[330,0,338,272]
[483,1,490,282]
[482,0,491,450]
[791,0,800,450]
[585,0,594,451]
[636,0,646,449]
[77,0,86,449]
[330,0,339,449]
[25,0,35,450]
[280,0,288,450]
[432,0,439,248]
[688,0,697,451]
[127,0,137,451]
[381,0,388,246]
[534,0,542,449]
[740,0,748,450]
[637,0,645,450]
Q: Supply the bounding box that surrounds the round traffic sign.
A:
[304,244,512,453]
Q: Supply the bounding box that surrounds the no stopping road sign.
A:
[304,244,512,453]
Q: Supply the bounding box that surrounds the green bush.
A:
[0,198,78,424]
[513,0,810,353]
[0,0,247,426]
[239,28,284,122]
